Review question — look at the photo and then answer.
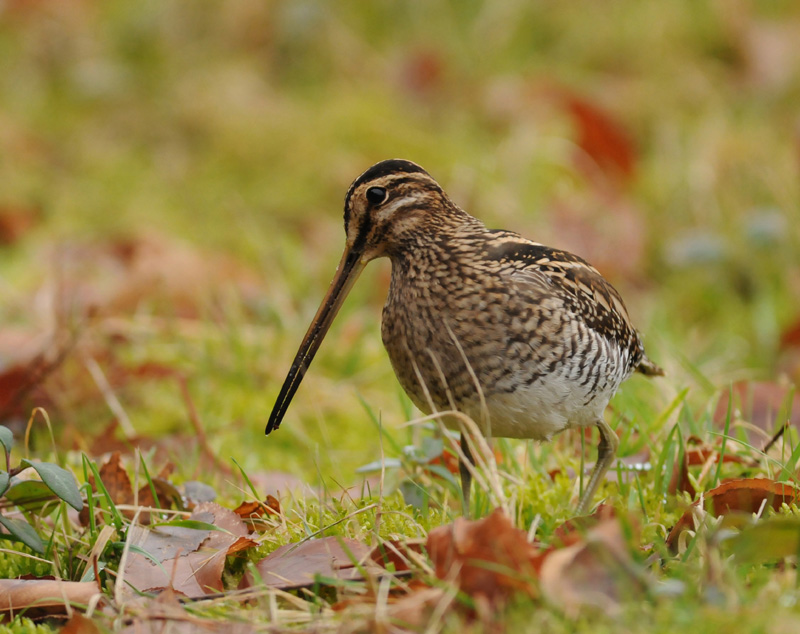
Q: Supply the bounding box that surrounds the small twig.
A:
[761,422,790,456]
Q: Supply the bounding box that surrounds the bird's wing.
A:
[482,231,644,361]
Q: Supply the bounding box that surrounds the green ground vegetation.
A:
[1,1,800,632]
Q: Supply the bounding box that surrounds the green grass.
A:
[2,0,800,631]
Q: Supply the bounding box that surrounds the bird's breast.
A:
[379,255,635,439]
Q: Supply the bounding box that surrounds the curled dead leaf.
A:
[668,446,696,498]
[666,478,799,549]
[426,508,542,608]
[122,502,255,598]
[0,579,101,618]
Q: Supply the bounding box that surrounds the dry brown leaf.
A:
[541,520,647,616]
[668,447,696,498]
[122,502,255,598]
[0,204,40,245]
[60,613,102,634]
[0,332,69,419]
[0,579,101,617]
[780,317,800,350]
[232,495,281,532]
[426,508,543,608]
[399,49,445,99]
[80,452,172,525]
[550,88,636,184]
[666,478,799,548]
[241,536,372,590]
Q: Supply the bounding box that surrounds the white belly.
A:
[442,360,626,441]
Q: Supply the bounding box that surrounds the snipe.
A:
[266,159,662,514]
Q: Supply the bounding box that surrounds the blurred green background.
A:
[1,0,799,482]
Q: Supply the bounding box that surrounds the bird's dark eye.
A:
[366,187,387,205]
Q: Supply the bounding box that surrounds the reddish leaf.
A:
[555,90,636,182]
[399,49,445,99]
[233,495,281,520]
[81,452,172,525]
[233,495,281,531]
[241,536,372,590]
[60,613,101,634]
[685,447,748,466]
[668,448,696,498]
[666,478,799,548]
[0,204,40,245]
[426,508,542,608]
[780,317,800,349]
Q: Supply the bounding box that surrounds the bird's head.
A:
[265,159,462,435]
[342,159,462,261]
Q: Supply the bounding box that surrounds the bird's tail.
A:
[636,355,664,377]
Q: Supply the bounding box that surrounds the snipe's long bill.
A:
[266,158,662,514]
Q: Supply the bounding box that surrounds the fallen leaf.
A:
[550,87,636,183]
[399,49,445,100]
[0,204,40,245]
[60,613,102,634]
[122,502,255,598]
[81,452,172,525]
[666,478,799,548]
[668,447,696,498]
[241,536,372,590]
[0,579,101,617]
[780,316,800,350]
[426,508,542,608]
[540,520,648,616]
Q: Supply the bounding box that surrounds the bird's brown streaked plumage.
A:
[266,158,662,514]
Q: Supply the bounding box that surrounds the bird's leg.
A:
[575,418,619,515]
[459,432,473,517]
